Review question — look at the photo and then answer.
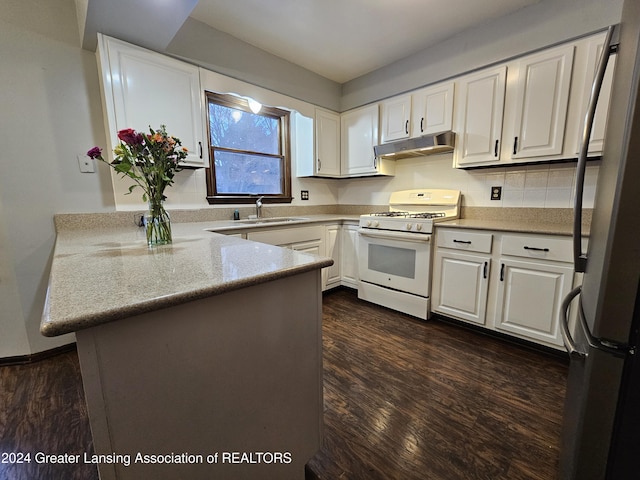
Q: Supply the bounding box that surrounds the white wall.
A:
[342,0,623,109]
[0,0,115,356]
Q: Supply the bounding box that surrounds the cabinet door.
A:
[291,240,322,256]
[341,224,359,288]
[411,82,455,137]
[432,250,490,325]
[341,105,380,176]
[101,35,207,167]
[314,109,341,177]
[454,66,506,167]
[495,258,573,346]
[380,95,411,143]
[575,35,616,155]
[511,44,574,159]
[324,225,342,289]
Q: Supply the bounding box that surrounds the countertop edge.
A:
[40,258,332,338]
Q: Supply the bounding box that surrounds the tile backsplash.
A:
[466,162,599,208]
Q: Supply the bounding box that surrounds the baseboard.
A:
[0,343,77,366]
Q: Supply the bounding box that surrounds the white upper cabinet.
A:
[454,66,507,167]
[380,95,411,143]
[341,104,394,176]
[314,108,341,177]
[510,44,574,159]
[97,34,208,168]
[575,33,616,155]
[411,82,455,137]
[380,82,455,144]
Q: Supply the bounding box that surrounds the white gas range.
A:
[357,189,461,320]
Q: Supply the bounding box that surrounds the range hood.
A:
[374,131,456,160]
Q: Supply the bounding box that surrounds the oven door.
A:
[358,228,431,297]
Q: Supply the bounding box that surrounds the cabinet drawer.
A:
[501,234,572,262]
[248,225,323,247]
[436,230,493,253]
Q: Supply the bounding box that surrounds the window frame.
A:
[204,91,292,205]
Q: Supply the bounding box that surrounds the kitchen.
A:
[1,0,639,479]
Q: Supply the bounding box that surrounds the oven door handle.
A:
[358,228,431,243]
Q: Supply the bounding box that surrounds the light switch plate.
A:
[78,154,95,173]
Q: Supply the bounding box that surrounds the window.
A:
[205,92,292,204]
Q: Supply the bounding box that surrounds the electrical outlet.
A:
[491,186,502,201]
[301,190,309,200]
[77,154,95,173]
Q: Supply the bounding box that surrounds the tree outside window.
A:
[205,92,292,204]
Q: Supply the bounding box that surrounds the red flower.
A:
[87,146,102,159]
[117,128,143,146]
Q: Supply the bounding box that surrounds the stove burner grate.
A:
[408,212,446,219]
[370,211,410,217]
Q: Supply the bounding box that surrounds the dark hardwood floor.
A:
[0,288,568,480]
[307,288,568,480]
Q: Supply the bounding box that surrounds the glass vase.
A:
[144,200,172,246]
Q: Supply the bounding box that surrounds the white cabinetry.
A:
[454,66,507,166]
[380,95,411,143]
[431,230,492,325]
[311,108,341,177]
[494,235,574,347]
[324,224,342,289]
[453,32,619,169]
[380,82,455,143]
[340,223,360,289]
[455,44,574,168]
[432,227,578,350]
[341,105,394,176]
[411,82,455,137]
[247,225,330,290]
[96,34,207,168]
[509,44,574,159]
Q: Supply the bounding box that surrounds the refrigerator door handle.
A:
[561,286,587,358]
[576,294,635,358]
[573,25,618,273]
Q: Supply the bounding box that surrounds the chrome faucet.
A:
[255,196,264,218]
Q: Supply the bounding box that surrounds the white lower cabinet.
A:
[432,250,490,325]
[340,223,360,289]
[324,224,342,289]
[495,257,573,347]
[432,229,493,325]
[244,222,358,291]
[432,228,577,350]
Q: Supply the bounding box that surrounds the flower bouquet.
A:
[88,125,188,246]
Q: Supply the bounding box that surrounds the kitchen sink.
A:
[236,217,309,224]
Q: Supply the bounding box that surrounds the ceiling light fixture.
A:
[247,98,262,114]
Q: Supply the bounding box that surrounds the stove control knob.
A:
[373,221,380,228]
[406,223,413,230]
[416,224,423,231]
[366,220,372,227]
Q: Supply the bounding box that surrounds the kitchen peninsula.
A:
[40,217,333,480]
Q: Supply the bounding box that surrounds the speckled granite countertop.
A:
[436,218,579,236]
[41,220,336,337]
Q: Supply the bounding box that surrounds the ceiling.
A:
[190,0,540,83]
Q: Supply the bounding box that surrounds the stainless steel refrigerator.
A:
[560,0,640,478]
